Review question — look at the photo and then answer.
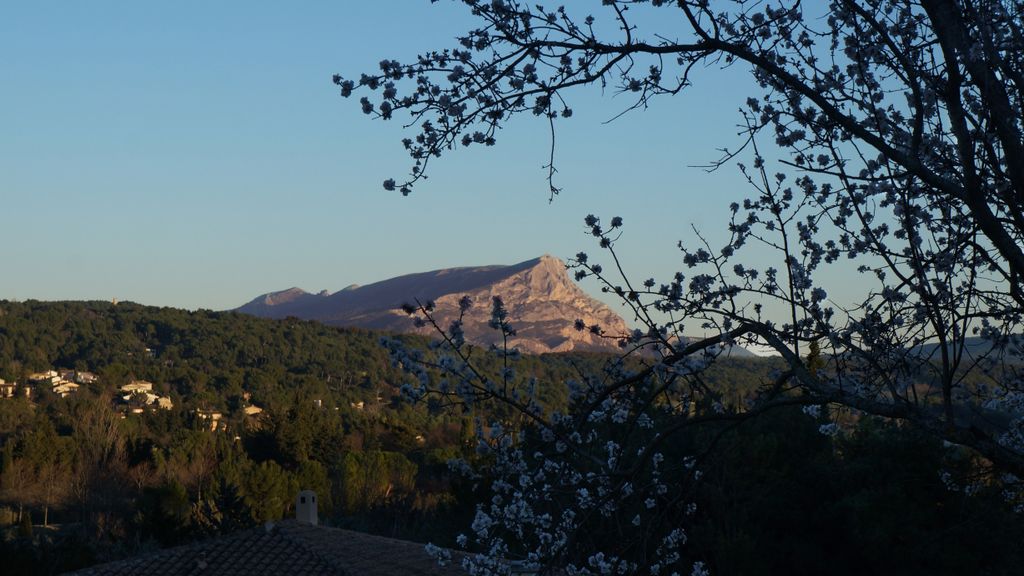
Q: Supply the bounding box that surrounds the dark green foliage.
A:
[0,300,1019,574]
[0,300,593,571]
[336,450,417,515]
[138,481,191,545]
[687,411,1024,576]
[243,461,298,523]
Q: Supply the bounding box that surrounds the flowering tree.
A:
[338,0,1024,573]
[387,298,720,575]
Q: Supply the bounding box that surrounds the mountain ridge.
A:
[237,255,632,354]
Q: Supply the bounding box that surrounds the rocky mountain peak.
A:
[236,256,629,354]
[260,287,308,306]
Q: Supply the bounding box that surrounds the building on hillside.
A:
[52,381,80,398]
[117,380,173,412]
[65,492,466,576]
[0,379,14,398]
[122,391,174,410]
[120,380,154,394]
[195,409,225,431]
[75,371,98,384]
[28,370,60,385]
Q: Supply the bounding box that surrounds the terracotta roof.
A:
[64,521,465,576]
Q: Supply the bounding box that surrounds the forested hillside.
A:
[0,301,1020,575]
[0,300,635,572]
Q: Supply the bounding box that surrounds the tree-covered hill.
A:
[1,300,1020,576]
[0,299,647,572]
[0,299,404,408]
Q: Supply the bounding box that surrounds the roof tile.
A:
[64,521,465,576]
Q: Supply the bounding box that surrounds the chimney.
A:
[295,490,318,526]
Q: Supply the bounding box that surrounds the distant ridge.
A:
[236,255,631,354]
[915,336,1024,365]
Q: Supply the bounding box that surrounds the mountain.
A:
[236,255,632,354]
[915,336,1024,365]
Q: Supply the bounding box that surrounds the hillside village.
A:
[1,369,170,407]
[0,360,383,435]
[0,368,255,429]
[1,362,406,438]
[0,370,98,400]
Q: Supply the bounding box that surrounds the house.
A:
[196,409,225,431]
[75,371,98,384]
[116,379,173,411]
[65,492,465,576]
[28,370,60,385]
[122,391,173,410]
[122,392,153,404]
[121,389,153,403]
[120,380,154,394]
[0,379,14,399]
[52,381,80,398]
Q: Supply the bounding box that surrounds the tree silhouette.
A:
[339,0,1024,476]
[340,1,1024,573]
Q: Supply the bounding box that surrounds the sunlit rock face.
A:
[236,255,630,354]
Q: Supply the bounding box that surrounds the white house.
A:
[196,409,225,431]
[120,380,154,394]
[75,371,98,384]
[28,370,60,385]
[52,381,80,398]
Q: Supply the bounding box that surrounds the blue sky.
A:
[2,1,849,322]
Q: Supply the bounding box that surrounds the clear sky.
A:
[1,1,850,322]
